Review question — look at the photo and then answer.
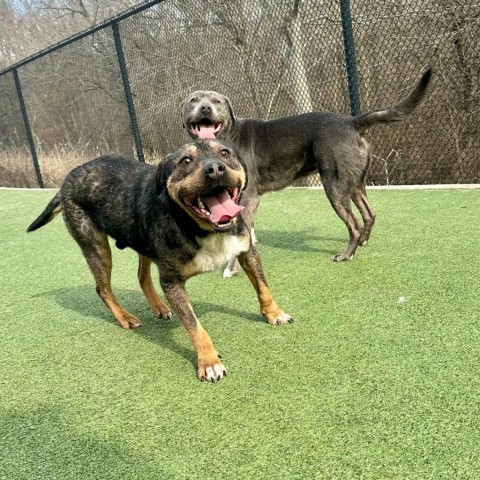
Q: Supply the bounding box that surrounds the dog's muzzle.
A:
[182,186,244,230]
[189,118,223,139]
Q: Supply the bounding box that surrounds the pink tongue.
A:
[202,190,244,223]
[196,124,216,139]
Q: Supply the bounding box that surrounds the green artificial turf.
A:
[1,187,479,479]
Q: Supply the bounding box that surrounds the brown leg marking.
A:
[161,281,226,382]
[137,254,172,320]
[238,246,293,325]
[84,233,142,329]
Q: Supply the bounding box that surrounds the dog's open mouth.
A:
[183,186,243,229]
[190,119,223,139]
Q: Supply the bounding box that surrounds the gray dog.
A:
[181,69,432,276]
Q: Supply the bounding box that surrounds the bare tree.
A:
[1,0,479,187]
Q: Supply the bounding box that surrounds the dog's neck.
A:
[217,117,244,143]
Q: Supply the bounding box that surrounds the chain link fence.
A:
[0,0,479,188]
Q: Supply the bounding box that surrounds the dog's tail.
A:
[352,69,432,133]
[27,192,62,232]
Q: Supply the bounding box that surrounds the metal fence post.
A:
[112,21,145,162]
[12,68,44,188]
[339,0,361,116]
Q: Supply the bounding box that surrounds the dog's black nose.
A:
[200,103,211,114]
[204,160,226,180]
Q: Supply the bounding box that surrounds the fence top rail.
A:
[0,0,164,77]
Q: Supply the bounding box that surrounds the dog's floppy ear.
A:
[155,154,174,196]
[222,94,237,123]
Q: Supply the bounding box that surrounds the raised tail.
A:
[27,192,62,232]
[352,68,432,133]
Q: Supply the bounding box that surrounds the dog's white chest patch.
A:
[193,233,248,273]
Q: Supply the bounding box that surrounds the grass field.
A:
[1,187,479,479]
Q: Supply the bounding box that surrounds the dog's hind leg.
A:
[352,186,376,246]
[137,254,172,320]
[82,234,142,329]
[323,181,363,262]
[66,209,142,329]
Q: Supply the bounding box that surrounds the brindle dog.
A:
[181,69,432,276]
[28,140,292,382]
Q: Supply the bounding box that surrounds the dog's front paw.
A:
[155,307,173,320]
[263,310,293,326]
[117,313,142,329]
[271,312,293,325]
[198,354,227,383]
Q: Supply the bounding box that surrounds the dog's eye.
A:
[212,98,221,105]
[220,149,230,157]
[180,156,192,165]
[189,98,198,103]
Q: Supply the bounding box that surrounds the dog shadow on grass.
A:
[256,228,344,254]
[38,285,263,369]
[2,406,170,478]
